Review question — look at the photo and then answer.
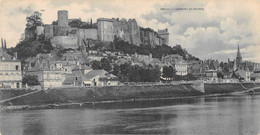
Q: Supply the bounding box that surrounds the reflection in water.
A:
[1,95,260,134]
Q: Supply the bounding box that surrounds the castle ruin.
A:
[25,10,169,49]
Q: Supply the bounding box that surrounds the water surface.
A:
[1,95,260,135]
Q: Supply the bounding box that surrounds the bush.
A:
[22,75,40,86]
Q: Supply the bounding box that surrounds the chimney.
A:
[14,52,17,59]
[149,53,152,59]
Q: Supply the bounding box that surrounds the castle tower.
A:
[97,18,114,42]
[158,28,169,45]
[58,10,68,27]
[236,45,242,66]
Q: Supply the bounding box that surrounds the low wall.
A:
[204,83,260,94]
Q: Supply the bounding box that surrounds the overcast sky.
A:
[0,0,260,62]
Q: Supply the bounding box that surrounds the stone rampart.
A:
[51,36,78,49]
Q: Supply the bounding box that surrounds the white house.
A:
[0,49,22,88]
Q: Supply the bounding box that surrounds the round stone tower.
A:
[58,10,68,26]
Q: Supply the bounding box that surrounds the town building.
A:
[204,70,218,83]
[162,54,188,76]
[63,65,119,87]
[253,63,260,71]
[26,59,64,89]
[251,72,260,82]
[235,68,251,82]
[175,61,188,76]
[0,47,22,88]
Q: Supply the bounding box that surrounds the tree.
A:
[7,40,53,61]
[26,11,43,29]
[22,75,40,86]
[162,66,176,80]
[100,58,112,72]
[91,60,102,70]
[69,19,82,28]
[217,71,224,79]
[112,64,120,76]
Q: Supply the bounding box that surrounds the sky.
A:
[0,0,260,62]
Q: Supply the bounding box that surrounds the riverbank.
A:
[1,82,260,110]
[2,91,260,112]
[0,83,204,106]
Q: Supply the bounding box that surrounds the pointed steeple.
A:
[236,45,242,67]
[236,45,242,59]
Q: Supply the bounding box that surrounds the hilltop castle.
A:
[25,10,169,49]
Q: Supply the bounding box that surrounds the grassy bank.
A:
[2,82,260,106]
[1,84,204,106]
[0,89,35,100]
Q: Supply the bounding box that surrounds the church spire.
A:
[236,45,242,66]
[237,45,242,59]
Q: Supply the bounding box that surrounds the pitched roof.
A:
[251,73,260,78]
[30,59,62,71]
[72,65,92,71]
[82,69,116,81]
[0,49,20,62]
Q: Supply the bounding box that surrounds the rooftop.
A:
[0,48,20,62]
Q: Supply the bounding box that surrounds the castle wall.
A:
[36,26,44,36]
[44,25,53,39]
[24,10,169,49]
[160,34,169,45]
[57,26,70,36]
[128,19,141,46]
[140,30,144,44]
[77,28,98,46]
[148,31,156,48]
[51,36,78,49]
[113,19,130,43]
[84,29,98,40]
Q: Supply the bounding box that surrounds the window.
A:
[16,82,20,88]
[16,65,19,70]
[75,77,78,80]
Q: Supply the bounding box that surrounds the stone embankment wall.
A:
[204,83,260,94]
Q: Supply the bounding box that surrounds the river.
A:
[1,95,260,135]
